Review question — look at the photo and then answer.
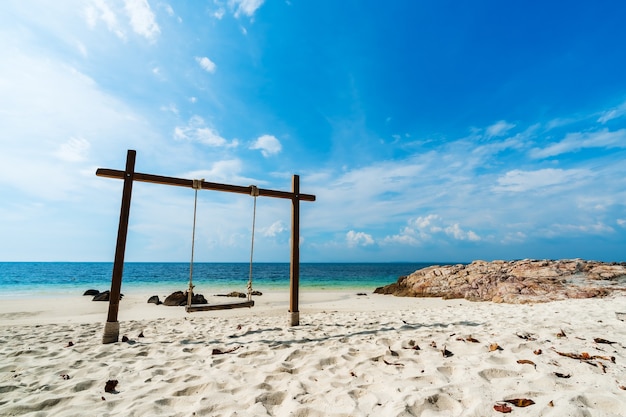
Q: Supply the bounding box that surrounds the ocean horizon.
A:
[0,262,454,299]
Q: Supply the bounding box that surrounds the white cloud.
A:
[501,231,527,244]
[250,134,282,157]
[124,0,160,41]
[598,101,626,123]
[229,0,265,18]
[383,215,479,245]
[413,214,442,233]
[84,0,159,41]
[174,116,238,147]
[548,222,614,236]
[54,137,91,162]
[493,168,590,193]
[264,221,286,237]
[444,223,480,241]
[152,66,166,81]
[485,120,515,138]
[213,8,226,19]
[346,230,374,247]
[196,56,217,73]
[160,103,178,114]
[530,128,626,159]
[162,3,175,17]
[186,159,244,183]
[85,0,126,40]
[617,219,626,227]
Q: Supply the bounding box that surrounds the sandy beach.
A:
[1,290,625,416]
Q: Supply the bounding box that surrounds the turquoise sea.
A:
[0,262,449,299]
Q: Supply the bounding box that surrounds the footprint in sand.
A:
[408,392,463,415]
[478,368,522,382]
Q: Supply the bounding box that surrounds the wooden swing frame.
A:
[98,150,315,344]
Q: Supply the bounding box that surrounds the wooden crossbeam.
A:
[96,168,316,202]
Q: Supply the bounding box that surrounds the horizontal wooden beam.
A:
[96,168,316,202]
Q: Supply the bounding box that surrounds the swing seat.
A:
[186,299,254,312]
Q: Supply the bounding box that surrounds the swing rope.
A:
[247,185,259,301]
[187,179,203,308]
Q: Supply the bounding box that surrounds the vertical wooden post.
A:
[289,175,300,326]
[102,149,136,344]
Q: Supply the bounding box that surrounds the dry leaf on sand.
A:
[212,346,241,355]
[493,403,512,413]
[489,343,503,351]
[504,398,535,407]
[593,337,615,345]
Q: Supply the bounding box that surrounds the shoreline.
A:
[0,289,459,327]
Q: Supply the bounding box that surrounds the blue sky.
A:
[1,0,625,263]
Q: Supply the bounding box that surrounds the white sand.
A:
[1,291,625,416]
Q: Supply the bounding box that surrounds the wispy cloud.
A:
[598,100,626,123]
[185,159,245,183]
[485,120,515,138]
[85,0,126,40]
[213,8,226,19]
[84,0,160,41]
[196,56,217,73]
[230,0,265,18]
[174,116,238,147]
[493,168,591,193]
[124,0,160,41]
[54,137,91,162]
[530,128,626,159]
[250,134,281,157]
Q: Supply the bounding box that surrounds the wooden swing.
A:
[98,150,315,344]
[185,179,258,312]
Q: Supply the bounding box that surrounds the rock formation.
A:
[163,291,207,306]
[374,259,626,303]
[147,295,161,305]
[91,291,123,301]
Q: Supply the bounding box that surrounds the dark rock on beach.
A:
[217,291,247,298]
[163,291,186,306]
[163,291,207,306]
[374,259,626,303]
[191,293,208,304]
[217,290,263,297]
[92,291,123,301]
[83,289,100,296]
[147,295,161,305]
